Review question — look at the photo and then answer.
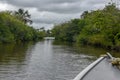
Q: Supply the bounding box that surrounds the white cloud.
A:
[32,23,54,30]
[0,3,7,11]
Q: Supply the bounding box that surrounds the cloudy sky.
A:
[0,0,116,30]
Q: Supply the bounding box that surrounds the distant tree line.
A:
[51,3,120,51]
[0,9,45,43]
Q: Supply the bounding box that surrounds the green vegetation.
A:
[13,8,32,24]
[52,19,85,42]
[52,3,120,51]
[0,9,45,43]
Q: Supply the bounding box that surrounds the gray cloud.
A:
[31,11,80,24]
[4,0,110,13]
[0,0,111,29]
[32,23,54,30]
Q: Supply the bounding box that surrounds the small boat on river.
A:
[73,52,120,80]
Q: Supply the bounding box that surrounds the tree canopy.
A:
[52,3,120,51]
[13,8,32,24]
[0,9,45,43]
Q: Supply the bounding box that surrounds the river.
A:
[0,40,119,80]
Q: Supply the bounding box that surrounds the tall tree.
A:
[14,8,32,24]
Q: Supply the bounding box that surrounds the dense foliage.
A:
[52,3,120,51]
[52,19,85,42]
[0,9,45,43]
[13,8,32,24]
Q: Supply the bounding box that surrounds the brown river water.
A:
[0,40,119,80]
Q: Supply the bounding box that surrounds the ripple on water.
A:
[0,40,99,80]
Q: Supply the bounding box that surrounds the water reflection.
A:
[53,41,120,57]
[0,40,119,80]
[0,42,34,80]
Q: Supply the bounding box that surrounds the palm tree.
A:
[14,8,32,24]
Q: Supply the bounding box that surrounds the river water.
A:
[0,40,119,80]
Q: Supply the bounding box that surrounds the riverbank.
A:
[51,3,120,52]
[53,40,120,57]
[0,9,45,43]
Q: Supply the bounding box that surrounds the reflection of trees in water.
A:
[53,40,120,58]
[0,42,35,63]
[0,42,36,80]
